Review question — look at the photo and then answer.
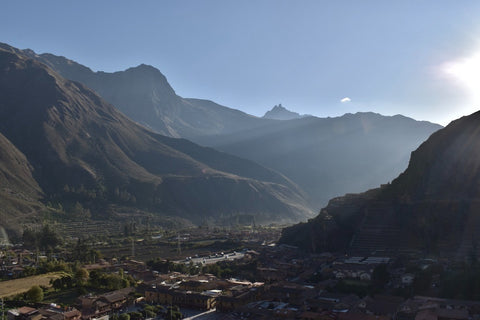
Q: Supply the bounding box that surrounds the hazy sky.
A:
[2,1,480,125]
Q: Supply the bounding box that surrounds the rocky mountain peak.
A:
[263,104,303,120]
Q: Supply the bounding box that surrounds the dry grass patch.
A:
[0,272,63,298]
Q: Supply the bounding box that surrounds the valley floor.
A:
[2,224,480,319]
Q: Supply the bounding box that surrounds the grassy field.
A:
[0,272,63,298]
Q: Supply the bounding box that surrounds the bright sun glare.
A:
[444,52,480,104]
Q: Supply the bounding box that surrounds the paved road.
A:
[183,308,222,320]
[178,252,245,265]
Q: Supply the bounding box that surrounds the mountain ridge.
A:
[13,43,442,209]
[199,111,442,207]
[14,46,273,139]
[0,43,314,232]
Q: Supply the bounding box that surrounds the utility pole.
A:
[1,297,4,320]
[131,238,135,258]
[177,234,181,255]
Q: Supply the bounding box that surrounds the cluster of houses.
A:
[8,288,133,320]
[0,248,36,278]
[331,256,391,281]
[3,242,479,319]
[140,266,478,319]
[225,292,480,319]
[8,306,82,320]
[76,288,135,319]
[255,245,431,290]
[8,282,480,320]
[143,273,263,312]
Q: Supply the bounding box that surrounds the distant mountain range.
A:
[0,43,314,233]
[280,110,480,259]
[18,46,442,209]
[197,112,441,208]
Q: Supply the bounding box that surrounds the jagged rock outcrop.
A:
[263,104,303,120]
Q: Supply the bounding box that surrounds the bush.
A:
[26,285,44,302]
[128,312,143,320]
[119,314,130,320]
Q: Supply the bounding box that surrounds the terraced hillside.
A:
[347,203,408,256]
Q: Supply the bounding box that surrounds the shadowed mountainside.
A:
[280,111,480,259]
[0,44,314,231]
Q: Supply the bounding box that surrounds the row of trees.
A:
[22,225,62,250]
[50,268,134,292]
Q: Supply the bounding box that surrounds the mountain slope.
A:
[0,132,41,198]
[0,44,314,228]
[280,111,480,258]
[0,132,44,232]
[18,45,441,209]
[199,112,441,208]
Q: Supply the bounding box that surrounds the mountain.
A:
[15,47,273,139]
[18,45,442,209]
[0,44,314,231]
[280,111,480,259]
[263,104,303,120]
[198,112,441,208]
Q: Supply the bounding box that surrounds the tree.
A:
[165,306,182,320]
[72,202,91,219]
[143,309,156,318]
[128,312,142,320]
[75,268,89,285]
[26,285,44,302]
[39,224,61,250]
[52,278,64,291]
[22,228,37,248]
[372,264,389,290]
[119,314,130,320]
[413,268,433,295]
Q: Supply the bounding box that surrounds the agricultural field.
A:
[0,272,62,298]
